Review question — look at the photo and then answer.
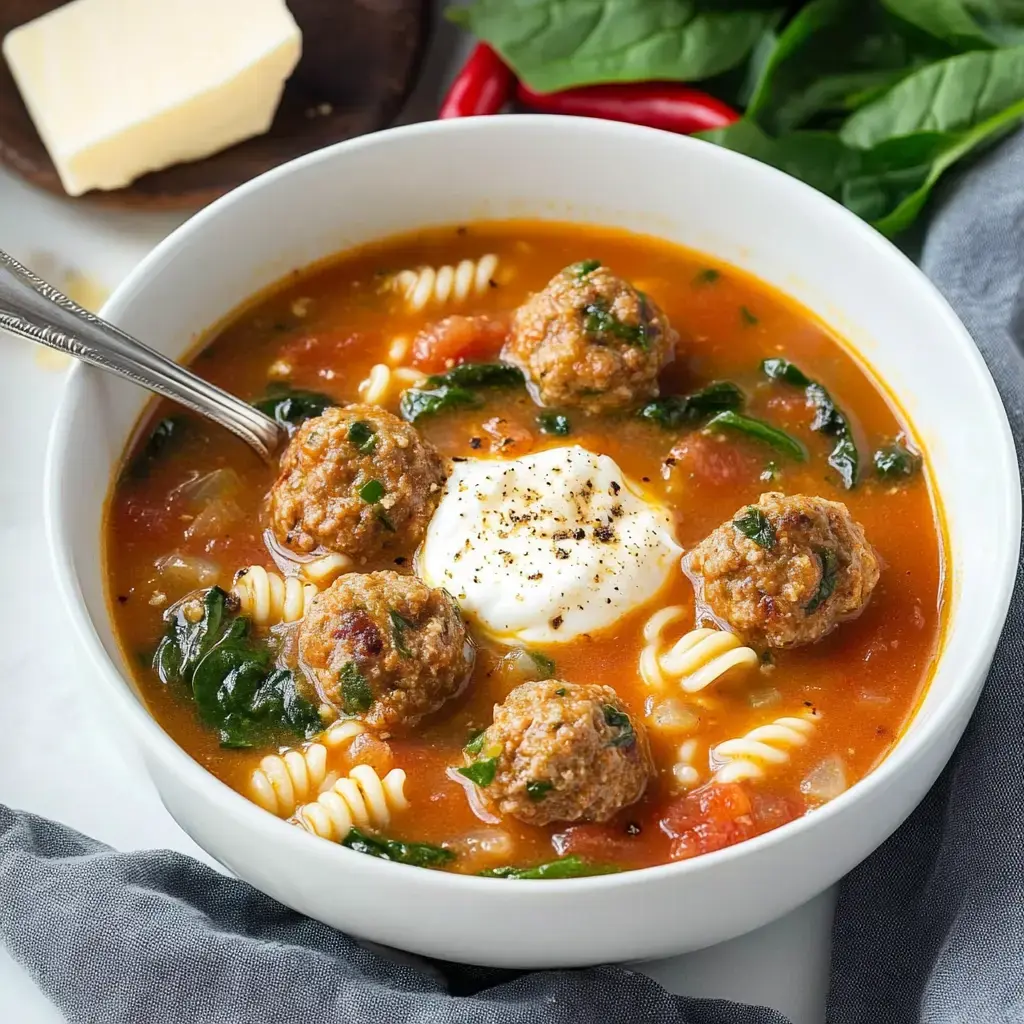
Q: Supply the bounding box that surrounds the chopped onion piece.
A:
[153,552,220,590]
[646,696,700,733]
[185,498,243,540]
[748,687,781,709]
[800,755,848,805]
[446,766,501,824]
[171,468,242,507]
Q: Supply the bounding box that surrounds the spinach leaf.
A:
[574,259,602,278]
[127,416,186,479]
[399,362,524,423]
[638,381,744,429]
[880,0,996,46]
[342,828,455,868]
[154,588,322,748]
[389,610,414,657]
[583,300,648,348]
[347,420,377,453]
[527,650,556,679]
[733,507,776,548]
[602,704,636,748]
[806,548,839,612]
[480,855,621,879]
[705,410,808,461]
[359,479,385,504]
[526,780,555,801]
[874,438,922,478]
[340,662,373,715]
[761,358,859,487]
[840,46,1024,147]
[465,729,487,755]
[253,384,335,426]
[537,411,572,436]
[448,0,783,93]
[459,757,499,786]
[747,0,948,134]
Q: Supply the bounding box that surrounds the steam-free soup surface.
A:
[106,221,944,876]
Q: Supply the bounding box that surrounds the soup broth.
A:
[106,221,945,876]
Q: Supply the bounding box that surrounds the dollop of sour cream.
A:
[417,445,682,644]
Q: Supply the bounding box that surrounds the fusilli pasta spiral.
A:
[232,565,318,626]
[392,254,499,312]
[672,738,702,790]
[640,606,759,692]
[357,363,425,405]
[711,711,819,783]
[250,720,366,818]
[293,765,409,843]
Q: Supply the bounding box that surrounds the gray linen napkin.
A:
[3,129,1024,1023]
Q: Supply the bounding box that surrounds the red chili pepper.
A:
[516,81,739,134]
[439,43,515,119]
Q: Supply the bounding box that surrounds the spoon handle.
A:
[0,249,287,462]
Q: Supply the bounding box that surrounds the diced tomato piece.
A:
[668,433,761,486]
[669,816,757,861]
[411,314,509,372]
[659,782,752,839]
[552,823,645,862]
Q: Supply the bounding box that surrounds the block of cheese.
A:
[2,0,302,196]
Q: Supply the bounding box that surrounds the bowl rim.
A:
[44,114,1022,895]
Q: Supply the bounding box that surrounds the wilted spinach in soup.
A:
[106,221,946,877]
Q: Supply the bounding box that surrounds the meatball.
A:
[268,405,445,560]
[503,262,677,411]
[472,679,653,826]
[685,492,881,648]
[299,571,472,731]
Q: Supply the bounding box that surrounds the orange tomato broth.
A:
[105,220,946,875]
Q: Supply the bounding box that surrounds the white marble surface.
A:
[0,18,833,1015]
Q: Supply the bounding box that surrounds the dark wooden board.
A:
[0,0,430,209]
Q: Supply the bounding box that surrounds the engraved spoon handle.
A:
[0,249,287,462]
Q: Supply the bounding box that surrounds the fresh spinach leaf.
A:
[448,0,784,93]
[638,381,744,429]
[399,362,524,422]
[459,757,499,786]
[806,548,839,612]
[253,384,335,426]
[733,507,777,548]
[480,855,621,880]
[705,410,808,461]
[747,0,948,134]
[874,438,922,478]
[762,357,811,387]
[574,259,602,278]
[340,661,373,715]
[879,0,996,46]
[389,610,414,657]
[343,828,455,867]
[841,46,1024,147]
[537,411,572,436]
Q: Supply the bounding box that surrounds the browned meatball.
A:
[299,571,473,732]
[685,492,881,648]
[469,679,653,826]
[502,262,676,411]
[268,405,445,561]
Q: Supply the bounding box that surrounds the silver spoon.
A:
[0,248,287,461]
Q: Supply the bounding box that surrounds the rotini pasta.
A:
[293,765,409,843]
[672,738,701,790]
[250,719,366,817]
[391,254,499,312]
[357,363,425,405]
[232,565,318,626]
[299,552,351,587]
[711,711,819,783]
[640,606,758,692]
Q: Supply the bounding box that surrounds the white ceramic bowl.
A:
[46,116,1020,968]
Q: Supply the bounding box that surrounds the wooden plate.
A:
[0,0,431,209]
